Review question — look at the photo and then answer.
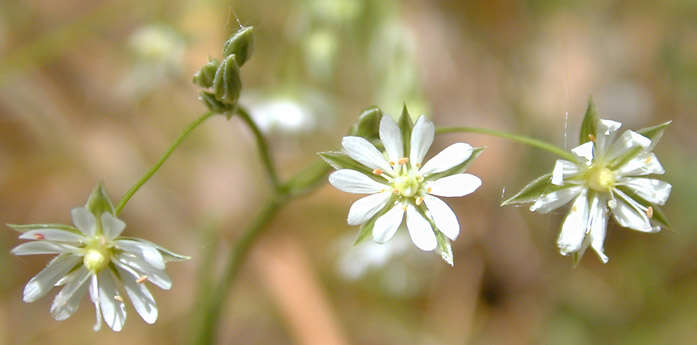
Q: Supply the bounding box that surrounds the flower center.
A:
[586,164,615,193]
[392,163,423,198]
[83,237,112,272]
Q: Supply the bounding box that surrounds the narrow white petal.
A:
[611,189,656,232]
[89,274,102,331]
[23,254,81,303]
[551,160,580,186]
[423,195,459,241]
[571,142,594,163]
[372,204,404,243]
[11,241,73,256]
[588,195,609,263]
[606,130,651,161]
[379,115,403,163]
[406,204,437,251]
[116,239,165,270]
[530,186,584,214]
[71,207,97,236]
[419,143,473,176]
[113,254,172,290]
[427,173,481,197]
[347,192,391,226]
[116,265,158,324]
[98,270,127,332]
[19,229,84,244]
[595,119,622,154]
[615,152,665,177]
[102,213,126,240]
[329,169,388,194]
[617,178,671,205]
[409,116,435,166]
[342,136,392,172]
[557,190,590,256]
[50,267,91,321]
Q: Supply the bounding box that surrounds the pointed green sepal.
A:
[398,104,414,154]
[501,173,553,206]
[199,91,234,116]
[349,106,382,140]
[579,98,599,145]
[318,151,373,176]
[354,218,376,246]
[86,183,115,217]
[192,59,219,89]
[222,26,255,67]
[212,54,242,106]
[7,223,80,233]
[435,232,454,266]
[637,120,671,150]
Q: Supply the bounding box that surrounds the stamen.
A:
[136,275,148,284]
[372,169,383,175]
[427,187,432,193]
[572,205,578,212]
[415,197,423,206]
[398,157,409,165]
[389,161,395,166]
[646,206,654,219]
[114,295,124,302]
[33,233,45,240]
[644,156,652,164]
[402,205,408,211]
[588,134,596,142]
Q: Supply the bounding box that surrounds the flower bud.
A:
[222,26,255,67]
[349,106,382,140]
[199,91,234,116]
[212,54,242,105]
[192,59,219,89]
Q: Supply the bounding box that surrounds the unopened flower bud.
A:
[192,59,219,89]
[222,26,255,67]
[349,106,382,140]
[212,54,242,105]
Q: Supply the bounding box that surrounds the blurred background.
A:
[1,0,696,344]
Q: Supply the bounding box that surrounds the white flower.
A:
[322,112,482,264]
[507,118,672,263]
[10,185,189,331]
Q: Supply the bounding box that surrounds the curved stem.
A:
[436,126,578,162]
[115,111,215,215]
[236,106,282,191]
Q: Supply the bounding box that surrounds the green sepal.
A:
[212,54,242,105]
[353,199,395,246]
[426,147,484,182]
[637,121,671,150]
[349,106,382,140]
[435,231,454,266]
[119,236,191,261]
[86,183,115,217]
[7,223,80,233]
[222,26,255,67]
[199,91,234,116]
[318,151,373,176]
[579,98,599,145]
[192,59,219,89]
[398,104,414,155]
[501,172,553,206]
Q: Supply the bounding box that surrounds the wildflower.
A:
[9,184,189,331]
[321,107,482,265]
[503,101,671,264]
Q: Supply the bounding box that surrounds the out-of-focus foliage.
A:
[0,0,696,344]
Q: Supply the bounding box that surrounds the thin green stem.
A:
[436,126,578,162]
[115,111,215,215]
[236,106,282,191]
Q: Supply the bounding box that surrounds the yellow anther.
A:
[136,275,148,284]
[402,205,408,211]
[33,233,45,240]
[114,295,124,302]
[427,187,432,193]
[415,197,424,206]
[572,205,578,212]
[646,206,654,219]
[645,156,652,164]
[588,134,596,142]
[398,157,409,165]
[389,161,395,166]
[372,169,383,175]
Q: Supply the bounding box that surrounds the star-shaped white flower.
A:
[322,111,482,264]
[10,185,189,331]
[504,115,672,264]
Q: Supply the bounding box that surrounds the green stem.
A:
[115,111,215,215]
[436,126,578,162]
[236,106,282,191]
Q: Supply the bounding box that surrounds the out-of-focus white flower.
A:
[336,233,410,280]
[251,98,316,133]
[128,24,186,66]
[321,108,483,265]
[504,104,672,264]
[9,184,188,331]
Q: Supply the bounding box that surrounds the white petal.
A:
[422,195,459,240]
[89,274,102,331]
[595,119,622,154]
[19,229,84,244]
[405,204,437,251]
[530,186,584,214]
[606,130,651,161]
[347,192,391,226]
[557,190,590,256]
[615,152,665,177]
[71,207,97,236]
[611,189,656,232]
[101,213,126,240]
[571,142,594,163]
[426,173,481,197]
[50,267,90,321]
[372,204,404,243]
[116,239,165,270]
[551,160,580,186]
[329,169,388,194]
[342,136,392,173]
[617,178,671,205]
[379,115,403,163]
[116,265,158,324]
[23,254,81,303]
[11,241,74,256]
[98,270,127,332]
[409,116,435,166]
[588,195,609,263]
[113,254,172,290]
[419,143,473,176]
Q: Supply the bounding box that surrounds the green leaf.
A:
[426,147,484,182]
[86,183,115,217]
[212,54,242,106]
[579,98,599,145]
[349,106,382,140]
[501,173,553,206]
[637,121,671,150]
[398,104,413,155]
[435,232,453,266]
[318,151,374,176]
[222,26,255,67]
[7,223,80,233]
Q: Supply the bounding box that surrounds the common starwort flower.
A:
[503,101,672,264]
[9,184,189,331]
[320,107,482,265]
